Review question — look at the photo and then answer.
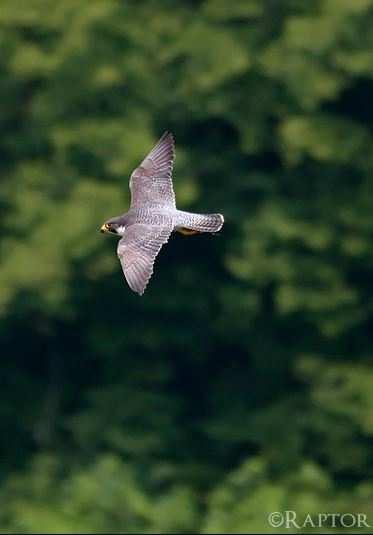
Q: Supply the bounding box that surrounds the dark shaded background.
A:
[1,0,373,532]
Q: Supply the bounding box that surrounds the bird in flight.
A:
[100,132,224,295]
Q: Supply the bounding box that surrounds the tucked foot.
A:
[177,227,202,236]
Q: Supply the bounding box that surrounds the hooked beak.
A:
[100,223,109,233]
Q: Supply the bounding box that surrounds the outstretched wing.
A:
[117,223,172,295]
[129,131,176,208]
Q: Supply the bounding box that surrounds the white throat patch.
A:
[117,225,126,236]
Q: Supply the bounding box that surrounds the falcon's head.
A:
[100,218,126,236]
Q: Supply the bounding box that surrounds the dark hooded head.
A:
[100,215,127,236]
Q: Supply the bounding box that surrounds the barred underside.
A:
[129,132,176,209]
[117,223,172,295]
[176,211,224,233]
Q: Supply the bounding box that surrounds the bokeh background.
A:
[1,0,373,533]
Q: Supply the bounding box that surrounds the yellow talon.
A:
[177,227,201,235]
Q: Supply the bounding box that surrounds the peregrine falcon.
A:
[100,132,224,295]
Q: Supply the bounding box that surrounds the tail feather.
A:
[177,212,224,234]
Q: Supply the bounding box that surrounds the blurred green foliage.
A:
[1,0,373,532]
